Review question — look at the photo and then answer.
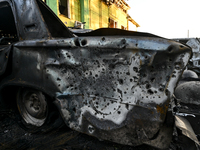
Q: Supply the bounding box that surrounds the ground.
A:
[0,111,157,150]
[0,109,198,150]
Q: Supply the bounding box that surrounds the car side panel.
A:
[0,36,191,146]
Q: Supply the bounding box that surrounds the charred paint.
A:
[0,0,192,148]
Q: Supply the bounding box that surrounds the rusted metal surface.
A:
[0,0,192,148]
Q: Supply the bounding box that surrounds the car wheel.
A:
[16,88,65,133]
[17,88,48,130]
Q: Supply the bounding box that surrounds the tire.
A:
[16,88,64,133]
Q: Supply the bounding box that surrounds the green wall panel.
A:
[80,0,89,29]
[46,0,58,15]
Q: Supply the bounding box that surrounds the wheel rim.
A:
[17,89,48,127]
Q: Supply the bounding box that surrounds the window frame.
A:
[59,0,70,19]
[109,18,118,28]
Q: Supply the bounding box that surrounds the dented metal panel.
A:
[0,0,192,147]
[4,36,190,146]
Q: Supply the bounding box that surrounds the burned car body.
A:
[0,0,192,148]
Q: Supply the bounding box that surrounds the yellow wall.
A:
[109,4,127,28]
[89,0,128,30]
[57,0,129,30]
[101,3,109,28]
[89,0,100,29]
[91,1,110,29]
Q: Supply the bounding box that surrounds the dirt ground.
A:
[1,109,199,150]
[0,111,158,150]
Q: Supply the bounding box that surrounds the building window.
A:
[121,25,126,30]
[109,18,117,28]
[59,0,70,18]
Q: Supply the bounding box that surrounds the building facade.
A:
[43,0,139,30]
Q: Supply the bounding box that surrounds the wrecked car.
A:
[0,0,193,149]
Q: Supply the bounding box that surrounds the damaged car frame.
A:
[0,0,193,149]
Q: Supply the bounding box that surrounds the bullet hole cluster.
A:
[43,41,188,128]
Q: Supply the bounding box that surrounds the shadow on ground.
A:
[0,112,158,150]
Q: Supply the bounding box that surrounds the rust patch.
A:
[156,104,169,119]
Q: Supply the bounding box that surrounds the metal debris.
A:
[175,115,200,146]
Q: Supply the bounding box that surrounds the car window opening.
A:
[0,2,18,45]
